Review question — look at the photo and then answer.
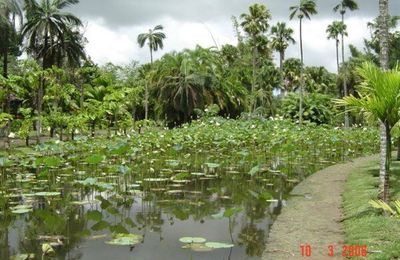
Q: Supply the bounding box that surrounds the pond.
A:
[0,120,378,260]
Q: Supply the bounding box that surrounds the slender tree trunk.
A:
[80,83,84,109]
[378,0,390,202]
[252,43,257,113]
[336,39,340,74]
[2,30,8,78]
[299,18,304,126]
[144,81,149,120]
[279,50,284,71]
[342,14,350,128]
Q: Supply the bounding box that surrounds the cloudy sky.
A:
[70,0,400,72]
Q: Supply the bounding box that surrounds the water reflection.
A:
[0,143,342,259]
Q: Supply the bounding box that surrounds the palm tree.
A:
[338,63,400,203]
[334,0,358,128]
[22,0,82,141]
[240,3,271,113]
[137,25,166,65]
[153,49,213,124]
[137,24,166,120]
[22,0,83,69]
[271,22,295,71]
[289,0,317,125]
[378,0,390,202]
[326,21,347,73]
[0,0,23,78]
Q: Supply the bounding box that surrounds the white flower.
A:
[8,132,15,138]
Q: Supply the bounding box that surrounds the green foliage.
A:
[280,93,335,125]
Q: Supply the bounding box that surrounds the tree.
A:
[22,0,82,142]
[271,22,295,70]
[289,0,317,125]
[137,25,166,65]
[378,0,390,202]
[240,3,271,113]
[0,0,23,78]
[334,0,359,128]
[137,24,166,120]
[338,63,400,203]
[326,21,347,73]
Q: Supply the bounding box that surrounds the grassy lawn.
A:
[343,159,400,259]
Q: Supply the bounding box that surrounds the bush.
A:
[280,93,337,125]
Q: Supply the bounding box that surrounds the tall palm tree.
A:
[22,0,82,141]
[240,3,271,113]
[271,22,295,71]
[338,63,400,204]
[326,21,347,73]
[137,25,166,65]
[334,0,358,128]
[289,0,317,125]
[378,0,390,202]
[22,0,83,69]
[137,24,166,120]
[0,0,23,78]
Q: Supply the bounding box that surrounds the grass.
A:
[343,159,400,259]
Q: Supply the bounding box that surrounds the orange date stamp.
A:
[300,244,368,257]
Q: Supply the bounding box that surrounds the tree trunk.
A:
[378,0,390,202]
[379,122,391,202]
[342,14,350,128]
[279,50,284,71]
[144,81,149,120]
[2,30,8,78]
[336,39,340,74]
[91,121,95,137]
[299,18,304,126]
[251,35,258,113]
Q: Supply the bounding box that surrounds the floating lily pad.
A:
[10,254,35,260]
[182,243,213,252]
[143,178,169,182]
[205,242,234,249]
[34,192,61,197]
[105,233,143,246]
[11,208,33,214]
[179,237,207,243]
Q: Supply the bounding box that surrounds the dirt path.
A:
[262,155,377,260]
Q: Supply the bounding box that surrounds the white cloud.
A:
[82,15,374,72]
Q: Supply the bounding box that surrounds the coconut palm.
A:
[22,0,82,141]
[0,0,23,78]
[137,25,166,65]
[334,0,358,128]
[326,21,347,73]
[338,63,400,203]
[240,3,271,113]
[22,0,83,69]
[289,0,317,125]
[271,22,295,71]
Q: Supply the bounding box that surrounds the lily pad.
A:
[179,237,207,243]
[34,192,61,197]
[205,242,234,249]
[182,243,213,252]
[105,233,143,246]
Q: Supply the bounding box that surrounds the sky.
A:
[70,0,400,72]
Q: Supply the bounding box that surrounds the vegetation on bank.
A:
[343,159,400,259]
